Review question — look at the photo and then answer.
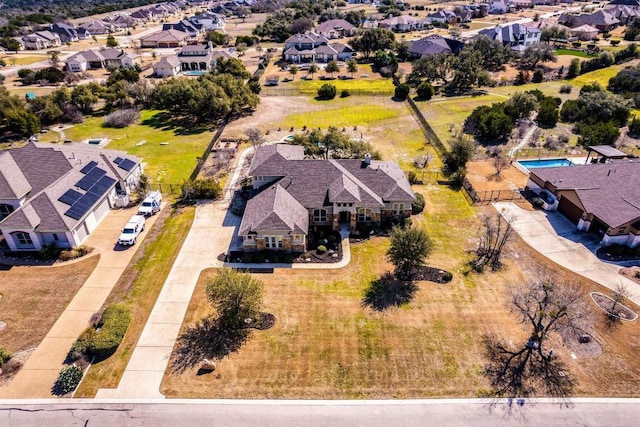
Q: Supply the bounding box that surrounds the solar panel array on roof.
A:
[58,189,83,205]
[114,157,123,165]
[118,159,136,172]
[65,172,117,220]
[80,160,98,174]
[76,167,106,191]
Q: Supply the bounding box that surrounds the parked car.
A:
[118,215,145,246]
[138,190,162,216]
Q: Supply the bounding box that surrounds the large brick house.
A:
[239,144,415,253]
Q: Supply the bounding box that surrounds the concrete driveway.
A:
[0,205,163,398]
[495,202,640,305]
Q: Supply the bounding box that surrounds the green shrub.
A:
[87,304,131,358]
[0,348,11,366]
[442,271,453,282]
[532,69,544,83]
[68,327,96,361]
[394,83,410,100]
[283,254,295,263]
[340,89,351,98]
[610,39,621,46]
[182,178,222,200]
[317,245,327,254]
[253,252,265,263]
[59,245,91,261]
[406,170,417,184]
[416,81,434,100]
[572,41,582,48]
[412,193,425,215]
[55,365,83,395]
[559,84,572,94]
[628,116,640,137]
[39,243,60,261]
[241,252,253,263]
[327,234,337,244]
[317,83,337,100]
[267,251,280,263]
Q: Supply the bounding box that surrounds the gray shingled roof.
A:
[316,19,356,33]
[0,142,141,232]
[531,160,640,228]
[239,185,308,235]
[0,152,31,198]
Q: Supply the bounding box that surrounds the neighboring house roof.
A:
[316,19,356,34]
[571,24,599,33]
[284,32,329,46]
[155,55,181,68]
[409,35,465,56]
[531,160,640,228]
[608,0,640,5]
[0,142,141,232]
[379,15,426,26]
[0,152,31,199]
[141,29,189,43]
[239,185,309,235]
[477,22,540,44]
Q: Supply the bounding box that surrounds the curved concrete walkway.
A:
[0,205,163,398]
[494,202,640,305]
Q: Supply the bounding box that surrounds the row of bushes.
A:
[70,304,132,360]
[240,251,296,264]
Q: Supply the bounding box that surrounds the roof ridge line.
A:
[328,159,383,205]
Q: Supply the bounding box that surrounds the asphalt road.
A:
[1,398,639,426]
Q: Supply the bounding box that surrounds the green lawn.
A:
[4,55,45,66]
[418,94,506,146]
[291,73,395,95]
[555,49,592,58]
[569,65,624,88]
[279,102,400,129]
[52,110,215,184]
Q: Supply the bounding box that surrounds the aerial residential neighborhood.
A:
[1,0,640,424]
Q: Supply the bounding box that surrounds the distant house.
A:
[559,11,621,31]
[49,23,78,43]
[526,158,640,248]
[490,0,510,14]
[604,4,640,24]
[76,27,92,40]
[608,0,640,5]
[378,15,427,32]
[22,31,62,50]
[284,32,354,63]
[153,55,182,77]
[130,9,154,22]
[177,42,231,71]
[140,29,190,48]
[239,145,415,253]
[78,20,118,35]
[477,23,541,51]
[426,10,469,25]
[315,19,357,39]
[0,142,142,251]
[408,35,465,58]
[66,48,139,72]
[163,19,203,38]
[570,24,600,41]
[189,11,226,31]
[106,13,141,29]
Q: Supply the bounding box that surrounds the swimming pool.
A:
[183,70,205,76]
[88,139,102,145]
[518,158,575,169]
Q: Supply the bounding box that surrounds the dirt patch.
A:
[620,266,640,285]
[409,266,453,284]
[0,349,32,388]
[466,161,529,193]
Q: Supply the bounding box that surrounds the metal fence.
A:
[147,182,183,196]
[462,178,525,205]
[260,87,394,97]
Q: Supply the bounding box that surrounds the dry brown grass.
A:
[0,255,99,353]
[466,161,529,193]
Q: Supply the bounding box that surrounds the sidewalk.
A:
[0,206,162,398]
[495,202,640,305]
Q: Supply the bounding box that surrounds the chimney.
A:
[364,153,371,166]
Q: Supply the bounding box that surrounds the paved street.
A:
[1,398,639,426]
[0,205,163,398]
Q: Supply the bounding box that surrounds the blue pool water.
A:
[183,70,205,76]
[518,158,574,169]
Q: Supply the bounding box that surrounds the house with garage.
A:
[78,20,119,35]
[0,142,142,251]
[526,158,640,248]
[284,32,354,63]
[189,11,226,31]
[163,19,204,38]
[21,31,62,50]
[49,23,79,43]
[140,29,190,48]
[153,55,182,77]
[238,144,415,253]
[559,10,620,31]
[378,15,428,32]
[315,19,357,39]
[66,48,139,72]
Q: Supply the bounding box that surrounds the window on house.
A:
[358,208,372,222]
[0,204,14,219]
[53,233,59,241]
[14,232,33,246]
[313,209,327,222]
[246,235,254,240]
[264,236,282,249]
[393,203,404,214]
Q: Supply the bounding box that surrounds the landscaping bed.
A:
[408,266,453,284]
[590,292,638,321]
[597,244,640,262]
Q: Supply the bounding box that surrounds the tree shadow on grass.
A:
[141,111,212,136]
[362,272,418,311]
[170,316,251,374]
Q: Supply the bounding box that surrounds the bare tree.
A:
[606,283,630,325]
[244,127,265,150]
[472,213,514,272]
[484,274,593,399]
[493,155,510,177]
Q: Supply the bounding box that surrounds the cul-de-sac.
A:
[0,0,639,421]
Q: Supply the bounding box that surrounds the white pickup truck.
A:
[118,215,145,246]
[138,190,162,216]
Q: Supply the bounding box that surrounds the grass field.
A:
[75,205,195,397]
[3,55,45,66]
[0,255,99,353]
[291,75,395,95]
[43,110,215,184]
[280,102,399,129]
[555,49,592,58]
[569,65,624,88]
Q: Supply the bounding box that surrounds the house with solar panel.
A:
[0,142,142,252]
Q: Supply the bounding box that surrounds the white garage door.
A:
[93,198,110,223]
[75,224,88,245]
